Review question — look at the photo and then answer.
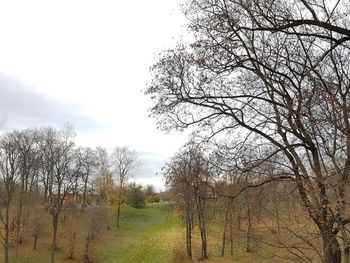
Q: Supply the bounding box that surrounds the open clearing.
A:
[97,203,182,263]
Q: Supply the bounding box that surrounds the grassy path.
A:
[97,203,183,263]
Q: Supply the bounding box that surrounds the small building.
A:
[49,193,76,206]
[64,193,76,205]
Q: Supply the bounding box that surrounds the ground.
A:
[0,203,294,263]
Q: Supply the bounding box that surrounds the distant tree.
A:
[111,146,139,227]
[13,129,41,251]
[79,147,97,210]
[94,147,114,204]
[0,132,21,263]
[150,195,161,203]
[38,126,80,263]
[125,183,146,208]
[144,184,155,198]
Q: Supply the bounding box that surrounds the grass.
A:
[97,203,183,263]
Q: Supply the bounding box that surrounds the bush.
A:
[125,183,146,208]
[150,195,161,203]
[172,245,187,263]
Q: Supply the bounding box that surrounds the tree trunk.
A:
[197,196,208,260]
[246,204,253,253]
[229,221,233,255]
[221,227,226,257]
[82,180,88,211]
[50,215,59,263]
[84,239,92,263]
[32,233,38,250]
[236,214,241,231]
[199,223,208,260]
[116,200,121,228]
[15,194,24,256]
[322,233,341,263]
[185,202,192,259]
[221,209,229,257]
[68,232,76,259]
[4,206,10,263]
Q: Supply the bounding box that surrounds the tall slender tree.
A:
[111,146,139,227]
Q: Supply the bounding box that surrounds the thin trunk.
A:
[199,222,208,260]
[82,177,88,211]
[32,233,38,250]
[185,200,192,259]
[212,199,216,219]
[197,195,208,260]
[221,228,226,257]
[68,233,76,259]
[221,209,229,257]
[229,221,233,255]
[236,213,241,231]
[15,189,24,255]
[116,201,121,228]
[50,215,58,263]
[84,239,92,263]
[246,203,253,253]
[273,190,280,233]
[44,183,48,201]
[4,205,10,263]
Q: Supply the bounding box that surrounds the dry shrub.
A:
[84,205,108,263]
[172,245,187,263]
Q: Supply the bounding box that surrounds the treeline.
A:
[0,125,146,263]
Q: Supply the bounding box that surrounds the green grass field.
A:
[97,203,183,263]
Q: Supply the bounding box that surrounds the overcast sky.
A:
[0,0,189,191]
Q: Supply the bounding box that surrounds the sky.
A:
[0,0,189,191]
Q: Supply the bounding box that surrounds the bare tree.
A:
[38,126,80,263]
[78,147,97,210]
[0,132,21,263]
[95,147,114,204]
[12,129,41,253]
[163,142,213,260]
[111,146,139,227]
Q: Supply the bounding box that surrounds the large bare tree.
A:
[146,1,350,262]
